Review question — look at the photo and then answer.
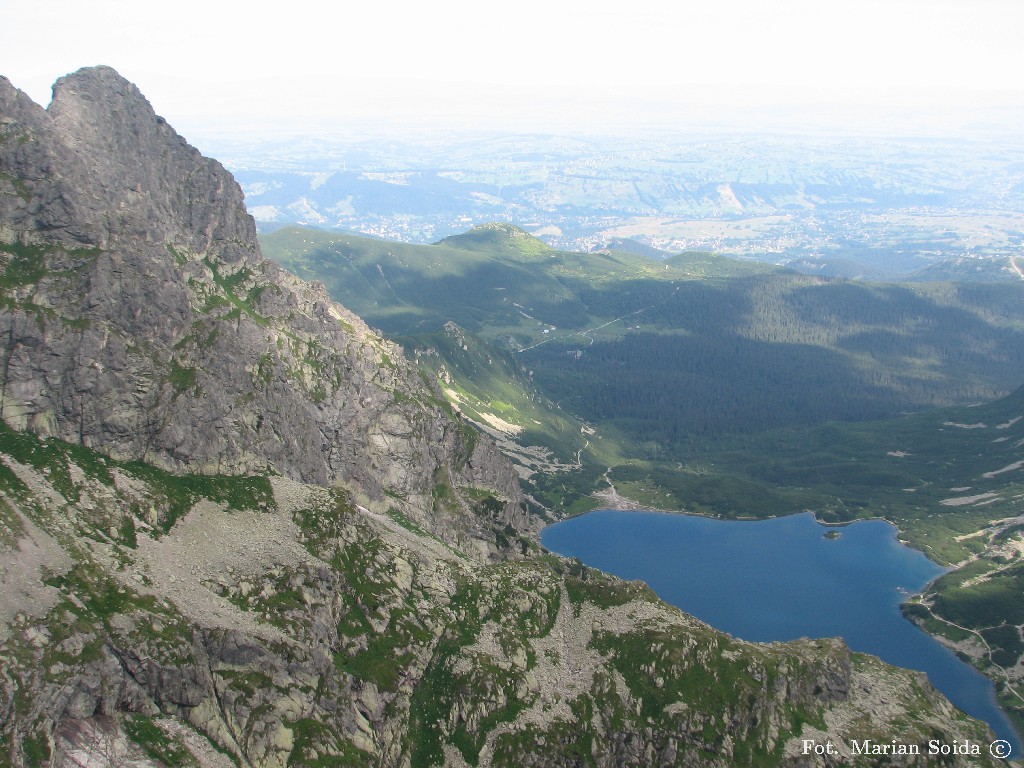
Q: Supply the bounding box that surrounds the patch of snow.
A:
[975,497,1002,506]
[940,492,999,507]
[982,460,1024,479]
[477,410,522,436]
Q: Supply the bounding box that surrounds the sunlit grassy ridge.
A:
[260,224,772,347]
[262,222,1024,487]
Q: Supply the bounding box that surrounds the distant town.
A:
[202,129,1024,280]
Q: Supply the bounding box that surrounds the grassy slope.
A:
[260,223,773,346]
[261,227,1024,439]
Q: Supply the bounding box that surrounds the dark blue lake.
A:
[541,510,1021,755]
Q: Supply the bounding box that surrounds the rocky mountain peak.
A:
[3,65,255,263]
[48,65,159,150]
[0,68,532,557]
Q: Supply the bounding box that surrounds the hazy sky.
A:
[2,0,1022,136]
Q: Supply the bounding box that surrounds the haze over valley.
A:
[218,129,1024,282]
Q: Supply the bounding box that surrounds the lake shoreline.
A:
[542,505,1021,754]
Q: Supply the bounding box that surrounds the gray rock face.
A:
[0,67,531,556]
[0,67,254,260]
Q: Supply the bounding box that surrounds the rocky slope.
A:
[0,66,529,559]
[0,429,1001,767]
[0,68,1007,767]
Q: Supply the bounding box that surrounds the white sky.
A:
[2,0,1023,136]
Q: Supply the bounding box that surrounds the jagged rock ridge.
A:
[0,66,530,557]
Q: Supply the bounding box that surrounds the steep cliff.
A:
[0,68,1005,767]
[0,66,529,558]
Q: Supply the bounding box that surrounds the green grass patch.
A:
[22,732,50,768]
[119,462,274,534]
[46,565,157,621]
[202,257,270,327]
[168,358,199,394]
[929,561,1024,628]
[338,639,415,693]
[0,420,274,538]
[0,241,50,290]
[0,420,115,501]
[123,716,198,767]
[563,561,656,610]
[288,718,372,767]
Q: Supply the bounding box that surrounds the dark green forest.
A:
[523,277,1024,447]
